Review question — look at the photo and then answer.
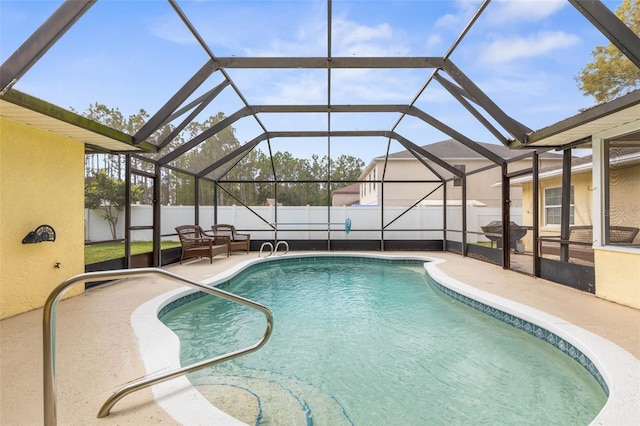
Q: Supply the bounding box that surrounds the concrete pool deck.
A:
[1,251,639,425]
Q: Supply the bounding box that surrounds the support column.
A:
[153,164,162,267]
[532,152,540,276]
[124,155,131,269]
[461,175,467,256]
[501,163,510,269]
[560,149,572,262]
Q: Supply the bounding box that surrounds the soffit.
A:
[0,90,150,153]
[522,91,640,148]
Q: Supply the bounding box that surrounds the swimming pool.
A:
[158,256,607,425]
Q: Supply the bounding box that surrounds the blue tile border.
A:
[158,291,209,318]
[425,274,609,396]
[158,254,609,396]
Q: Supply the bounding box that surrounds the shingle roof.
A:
[377,139,562,160]
[332,183,360,194]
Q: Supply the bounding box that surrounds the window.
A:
[544,186,574,225]
[453,164,465,187]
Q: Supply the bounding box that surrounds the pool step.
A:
[190,366,353,425]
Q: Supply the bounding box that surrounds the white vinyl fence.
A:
[85,205,521,244]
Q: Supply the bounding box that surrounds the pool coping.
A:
[131,253,640,426]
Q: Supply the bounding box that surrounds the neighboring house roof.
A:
[263,198,283,206]
[359,138,564,179]
[377,139,563,161]
[332,183,360,194]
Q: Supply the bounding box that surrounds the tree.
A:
[85,170,142,239]
[575,0,640,102]
[78,103,152,179]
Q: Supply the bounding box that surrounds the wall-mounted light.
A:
[22,225,56,244]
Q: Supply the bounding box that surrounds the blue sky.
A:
[0,0,624,161]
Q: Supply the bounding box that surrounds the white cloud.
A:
[425,34,444,52]
[481,31,580,64]
[435,0,482,29]
[331,16,406,56]
[147,14,196,45]
[336,21,392,45]
[487,0,566,24]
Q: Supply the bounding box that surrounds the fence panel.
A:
[85,205,511,243]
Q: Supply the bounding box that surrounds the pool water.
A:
[161,258,606,425]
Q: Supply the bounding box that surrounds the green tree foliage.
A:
[79,103,151,180]
[80,103,365,208]
[575,0,640,102]
[85,170,142,239]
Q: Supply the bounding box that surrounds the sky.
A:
[0,0,625,163]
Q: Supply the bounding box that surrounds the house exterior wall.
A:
[520,171,594,251]
[592,133,640,309]
[594,249,640,309]
[520,132,640,309]
[331,192,359,206]
[0,118,85,319]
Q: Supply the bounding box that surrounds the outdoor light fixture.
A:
[22,224,56,244]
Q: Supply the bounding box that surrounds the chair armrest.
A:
[212,235,231,246]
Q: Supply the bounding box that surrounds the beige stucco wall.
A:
[594,249,640,309]
[520,159,640,309]
[0,118,85,319]
[520,171,594,251]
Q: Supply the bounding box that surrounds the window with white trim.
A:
[544,186,574,225]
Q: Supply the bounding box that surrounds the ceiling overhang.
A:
[518,90,640,149]
[0,89,156,153]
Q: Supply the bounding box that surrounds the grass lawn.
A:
[85,241,181,264]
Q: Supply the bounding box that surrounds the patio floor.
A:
[1,251,639,425]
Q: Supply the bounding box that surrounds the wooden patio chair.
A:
[175,225,229,263]
[210,224,251,254]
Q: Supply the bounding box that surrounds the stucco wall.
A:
[520,171,593,251]
[594,249,640,309]
[0,118,85,319]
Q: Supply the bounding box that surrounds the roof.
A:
[522,90,640,148]
[332,183,360,194]
[508,148,640,185]
[377,139,563,161]
[0,89,155,153]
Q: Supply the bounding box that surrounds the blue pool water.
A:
[160,257,606,425]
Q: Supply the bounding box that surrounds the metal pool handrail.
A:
[43,267,274,426]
